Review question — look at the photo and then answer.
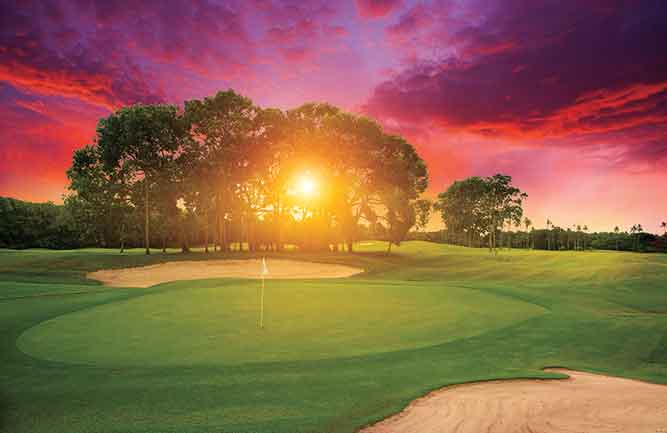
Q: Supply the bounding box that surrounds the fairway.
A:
[1,242,666,433]
[19,279,544,365]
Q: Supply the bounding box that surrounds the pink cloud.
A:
[356,0,403,18]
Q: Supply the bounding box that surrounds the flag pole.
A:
[260,273,265,329]
[259,256,268,329]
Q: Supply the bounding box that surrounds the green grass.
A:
[18,280,543,366]
[1,242,666,433]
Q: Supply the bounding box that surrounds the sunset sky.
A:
[1,0,666,232]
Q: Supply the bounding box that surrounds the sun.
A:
[297,173,317,198]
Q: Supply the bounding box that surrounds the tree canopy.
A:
[435,174,526,252]
[64,90,429,254]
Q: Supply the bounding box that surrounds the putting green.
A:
[19,278,544,366]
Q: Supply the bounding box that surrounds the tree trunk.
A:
[222,218,228,252]
[119,221,125,253]
[274,194,283,252]
[181,219,190,253]
[218,189,228,253]
[488,226,493,252]
[347,241,353,253]
[387,241,392,254]
[204,208,209,253]
[238,212,243,252]
[217,193,221,252]
[144,181,150,255]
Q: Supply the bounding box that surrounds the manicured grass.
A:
[1,242,666,433]
[19,279,543,366]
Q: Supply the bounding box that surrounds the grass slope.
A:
[1,242,666,433]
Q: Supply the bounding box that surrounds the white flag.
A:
[261,257,269,276]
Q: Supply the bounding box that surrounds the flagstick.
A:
[260,273,265,329]
[259,257,268,329]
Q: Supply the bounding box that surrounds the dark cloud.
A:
[366,0,667,139]
[0,0,253,109]
[0,1,161,108]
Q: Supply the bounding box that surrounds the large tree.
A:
[184,90,259,252]
[63,90,429,253]
[434,176,488,247]
[436,174,526,252]
[280,103,427,252]
[96,104,187,254]
[66,144,132,249]
[480,174,527,253]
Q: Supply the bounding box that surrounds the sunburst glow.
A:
[297,173,317,198]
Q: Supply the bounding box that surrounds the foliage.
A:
[417,227,667,253]
[0,197,82,249]
[434,174,526,252]
[413,198,432,232]
[433,176,487,247]
[481,174,527,252]
[66,144,132,248]
[61,91,428,254]
[95,104,188,254]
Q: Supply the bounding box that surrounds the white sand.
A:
[360,369,667,433]
[87,259,363,288]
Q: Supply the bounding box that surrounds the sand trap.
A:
[88,259,363,288]
[360,369,667,433]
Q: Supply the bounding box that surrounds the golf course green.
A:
[1,241,666,433]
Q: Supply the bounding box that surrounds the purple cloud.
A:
[367,0,667,139]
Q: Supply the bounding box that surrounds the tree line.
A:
[423,174,666,253]
[0,197,81,249]
[59,90,428,254]
[417,225,667,253]
[4,98,665,255]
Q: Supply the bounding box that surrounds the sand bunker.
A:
[88,259,363,288]
[360,369,667,433]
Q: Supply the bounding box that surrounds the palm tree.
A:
[524,217,532,249]
[546,219,552,250]
[583,225,588,250]
[614,226,620,250]
[630,224,643,251]
[567,225,574,249]
[661,221,666,236]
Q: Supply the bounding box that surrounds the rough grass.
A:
[1,242,666,433]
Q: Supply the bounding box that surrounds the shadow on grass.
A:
[0,391,8,432]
